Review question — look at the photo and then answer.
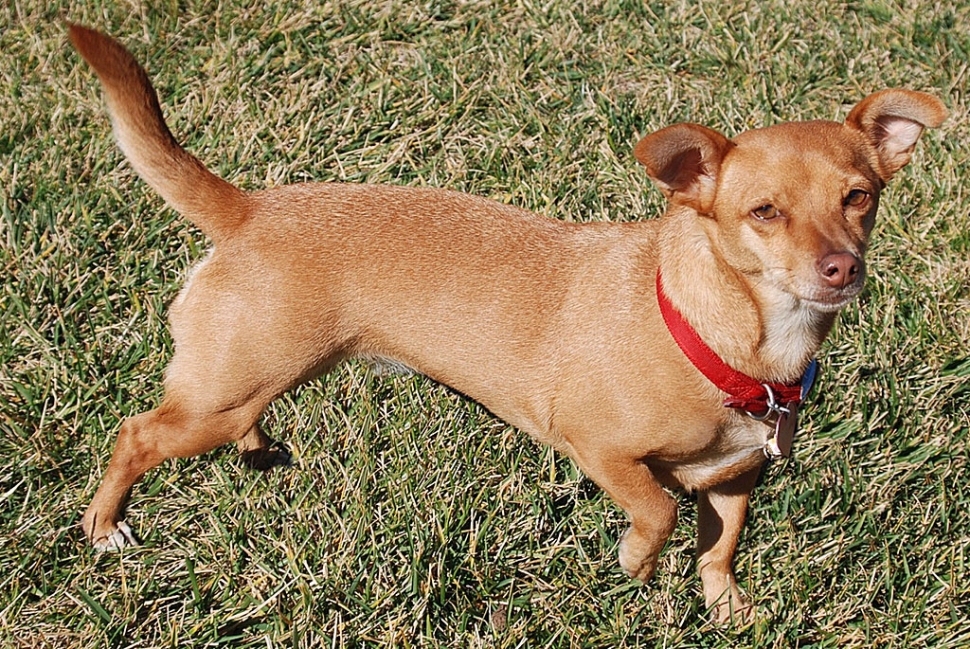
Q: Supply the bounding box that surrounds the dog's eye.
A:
[752,204,780,221]
[844,190,870,208]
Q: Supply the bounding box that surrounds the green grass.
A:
[2,0,968,646]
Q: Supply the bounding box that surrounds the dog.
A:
[68,24,945,622]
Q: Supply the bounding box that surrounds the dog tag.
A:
[766,402,798,458]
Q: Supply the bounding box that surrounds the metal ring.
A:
[746,407,772,422]
[762,384,791,416]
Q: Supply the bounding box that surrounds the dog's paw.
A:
[91,520,140,552]
[711,596,756,627]
[618,527,660,582]
[704,580,756,626]
[241,442,293,471]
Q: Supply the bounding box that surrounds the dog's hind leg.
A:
[236,423,293,470]
[81,290,340,549]
[81,393,268,550]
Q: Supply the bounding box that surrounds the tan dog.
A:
[69,24,945,621]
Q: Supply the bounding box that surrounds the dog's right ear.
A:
[634,124,734,214]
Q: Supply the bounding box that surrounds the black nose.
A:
[819,252,862,289]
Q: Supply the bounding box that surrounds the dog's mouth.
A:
[798,282,865,312]
[757,268,865,314]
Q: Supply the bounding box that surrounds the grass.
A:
[1,0,968,646]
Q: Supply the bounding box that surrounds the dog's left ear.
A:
[845,89,947,182]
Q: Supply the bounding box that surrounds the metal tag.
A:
[766,402,798,458]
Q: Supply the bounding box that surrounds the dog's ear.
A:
[634,124,734,214]
[845,89,947,182]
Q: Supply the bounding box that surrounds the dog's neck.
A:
[656,209,835,383]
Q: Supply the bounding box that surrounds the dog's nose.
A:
[818,252,862,289]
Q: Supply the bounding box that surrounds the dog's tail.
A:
[68,24,248,242]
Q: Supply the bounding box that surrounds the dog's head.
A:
[635,90,946,313]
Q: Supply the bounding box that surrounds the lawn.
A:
[1,0,968,646]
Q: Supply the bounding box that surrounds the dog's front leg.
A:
[573,453,678,582]
[696,465,761,624]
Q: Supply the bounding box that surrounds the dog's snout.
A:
[818,252,862,289]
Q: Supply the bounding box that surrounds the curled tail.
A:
[68,24,248,242]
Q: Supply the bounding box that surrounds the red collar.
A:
[656,269,809,416]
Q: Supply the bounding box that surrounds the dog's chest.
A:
[649,415,772,492]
